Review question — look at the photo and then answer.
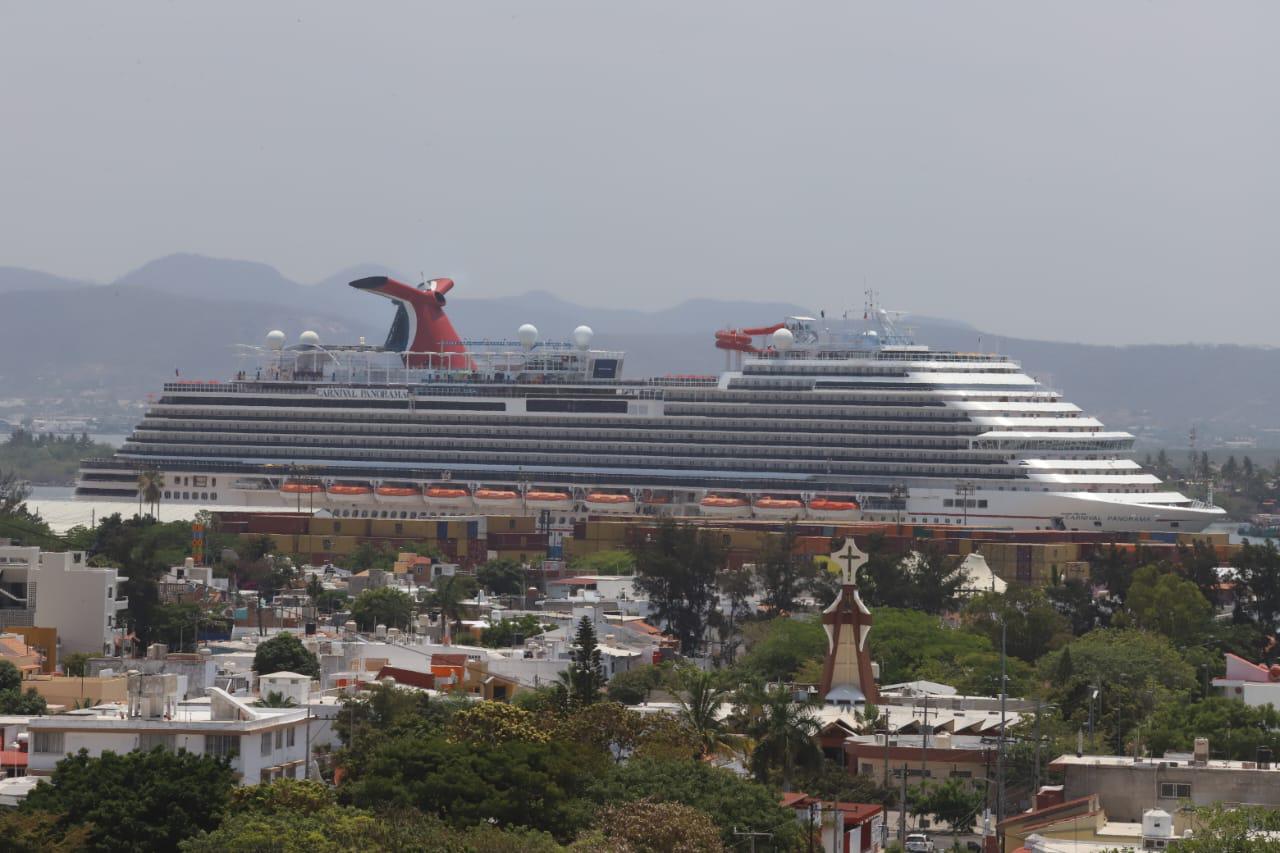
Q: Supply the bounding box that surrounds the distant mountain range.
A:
[0,254,1276,444]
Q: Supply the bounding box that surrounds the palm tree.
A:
[137,468,164,519]
[747,685,822,791]
[253,690,298,708]
[672,667,747,760]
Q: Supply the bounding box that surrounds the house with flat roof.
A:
[26,673,309,785]
[1050,743,1280,822]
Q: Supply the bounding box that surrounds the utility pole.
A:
[997,617,1007,828]
[921,693,930,782]
[1033,697,1043,795]
[899,762,909,845]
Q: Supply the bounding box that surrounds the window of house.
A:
[33,731,64,754]
[1159,782,1191,799]
[139,733,176,752]
[261,732,272,756]
[287,727,296,747]
[205,734,240,759]
[275,730,283,749]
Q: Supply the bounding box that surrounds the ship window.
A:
[164,491,171,499]
[978,500,988,508]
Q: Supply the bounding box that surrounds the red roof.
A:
[553,577,600,586]
[374,665,435,690]
[780,791,808,808]
[432,653,468,668]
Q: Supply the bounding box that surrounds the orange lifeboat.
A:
[473,488,520,511]
[376,484,421,503]
[585,492,636,514]
[700,495,750,517]
[753,496,806,518]
[424,485,473,508]
[280,480,324,494]
[807,497,860,520]
[526,490,572,510]
[328,482,374,504]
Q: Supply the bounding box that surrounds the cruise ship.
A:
[75,276,1223,532]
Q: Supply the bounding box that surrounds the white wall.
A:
[31,551,126,656]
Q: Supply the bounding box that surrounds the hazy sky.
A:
[2,2,1276,345]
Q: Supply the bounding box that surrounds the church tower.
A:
[820,538,880,705]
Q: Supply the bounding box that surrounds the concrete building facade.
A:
[0,546,128,656]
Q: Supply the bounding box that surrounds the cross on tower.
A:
[830,539,867,586]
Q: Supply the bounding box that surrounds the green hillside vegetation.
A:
[0,430,116,485]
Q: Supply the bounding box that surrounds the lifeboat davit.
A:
[807,498,861,520]
[328,482,374,504]
[753,496,806,519]
[584,491,635,514]
[526,490,573,511]
[473,488,520,510]
[425,485,473,509]
[375,483,422,504]
[700,495,751,518]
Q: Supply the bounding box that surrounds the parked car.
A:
[904,834,935,852]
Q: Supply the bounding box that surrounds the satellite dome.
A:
[772,327,795,352]
[299,330,320,347]
[517,323,539,351]
[266,330,286,351]
[573,325,594,349]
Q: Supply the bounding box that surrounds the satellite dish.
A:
[772,327,795,352]
[299,330,320,347]
[517,323,539,351]
[266,330,286,351]
[573,325,594,350]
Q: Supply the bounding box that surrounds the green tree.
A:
[447,701,551,745]
[0,659,21,691]
[62,652,92,678]
[338,735,598,841]
[252,691,298,709]
[1172,804,1280,852]
[963,587,1072,663]
[1038,629,1198,751]
[136,468,164,519]
[913,777,985,845]
[754,523,817,615]
[861,540,969,614]
[351,586,415,631]
[746,685,821,792]
[425,574,479,637]
[671,667,744,760]
[582,798,725,852]
[1123,565,1215,646]
[566,616,606,705]
[0,687,48,715]
[252,632,320,678]
[632,520,725,656]
[606,664,666,705]
[182,779,562,853]
[23,748,237,852]
[590,758,804,850]
[1235,540,1280,635]
[0,659,46,715]
[868,607,1025,693]
[476,558,526,596]
[1144,697,1280,761]
[1046,578,1103,635]
[737,616,827,682]
[480,614,549,648]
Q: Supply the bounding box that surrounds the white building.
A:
[0,545,128,656]
[26,673,309,785]
[1212,652,1280,709]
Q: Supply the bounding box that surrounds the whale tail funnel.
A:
[349,276,471,369]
